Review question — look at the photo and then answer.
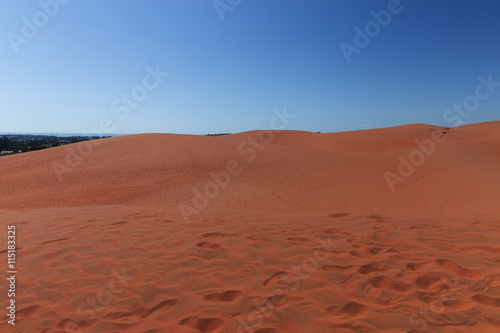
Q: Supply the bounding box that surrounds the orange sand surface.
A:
[1,122,500,332]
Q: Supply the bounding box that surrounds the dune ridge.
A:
[1,122,500,218]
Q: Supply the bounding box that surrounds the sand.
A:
[1,122,499,332]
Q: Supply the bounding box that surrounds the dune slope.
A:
[0,122,500,218]
[1,122,500,332]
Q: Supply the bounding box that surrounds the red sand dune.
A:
[1,122,500,332]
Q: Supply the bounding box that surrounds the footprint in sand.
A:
[179,316,224,332]
[155,218,175,223]
[357,262,387,275]
[366,214,388,223]
[246,235,271,241]
[196,242,222,249]
[415,272,444,290]
[201,232,237,238]
[471,294,500,307]
[56,318,97,330]
[203,290,242,302]
[103,299,179,323]
[16,305,40,316]
[263,271,289,286]
[266,294,289,308]
[109,221,127,226]
[327,301,368,317]
[406,262,428,271]
[41,237,70,245]
[286,237,309,242]
[103,308,145,325]
[436,259,483,279]
[141,299,179,318]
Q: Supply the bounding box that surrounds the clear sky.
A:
[1,0,500,135]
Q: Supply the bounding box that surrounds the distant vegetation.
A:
[0,134,110,156]
[206,133,232,136]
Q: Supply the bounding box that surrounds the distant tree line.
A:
[206,133,232,136]
[0,136,11,150]
[0,135,110,155]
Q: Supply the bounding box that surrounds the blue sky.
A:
[1,0,499,135]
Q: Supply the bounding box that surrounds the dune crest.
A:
[1,122,500,218]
